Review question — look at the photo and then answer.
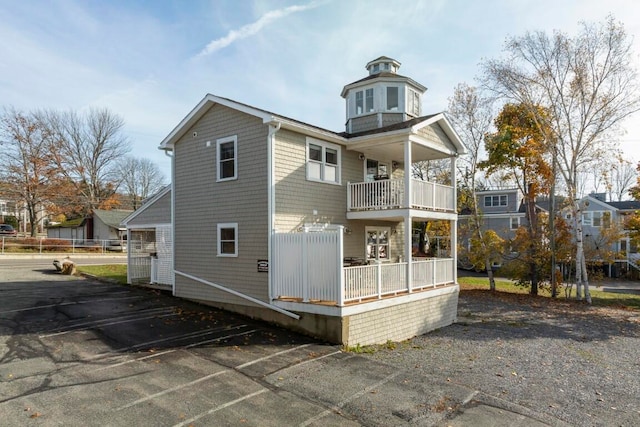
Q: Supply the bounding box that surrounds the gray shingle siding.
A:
[173,104,269,304]
[273,128,403,261]
[127,191,171,225]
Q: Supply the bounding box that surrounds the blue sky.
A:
[2,0,640,180]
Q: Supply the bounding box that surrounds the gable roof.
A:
[93,209,133,230]
[159,94,346,150]
[121,185,172,226]
[606,200,640,211]
[159,94,466,156]
[47,216,87,229]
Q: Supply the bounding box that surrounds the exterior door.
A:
[365,159,389,182]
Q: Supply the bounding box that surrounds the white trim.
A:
[175,270,300,320]
[121,185,171,226]
[217,223,238,257]
[273,284,458,317]
[216,135,238,182]
[305,137,341,185]
[125,222,171,230]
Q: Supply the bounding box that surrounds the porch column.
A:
[405,213,413,293]
[404,139,412,209]
[451,155,458,283]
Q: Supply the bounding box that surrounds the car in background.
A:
[0,224,17,237]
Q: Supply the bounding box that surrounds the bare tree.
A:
[117,156,167,210]
[0,108,58,236]
[481,16,640,303]
[446,83,499,289]
[46,107,130,214]
[609,154,636,201]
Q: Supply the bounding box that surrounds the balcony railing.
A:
[347,178,454,212]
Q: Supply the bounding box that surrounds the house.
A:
[567,193,640,275]
[153,56,467,345]
[459,188,640,276]
[121,185,172,288]
[458,188,530,256]
[47,209,132,249]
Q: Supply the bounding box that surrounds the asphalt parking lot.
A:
[1,260,584,426]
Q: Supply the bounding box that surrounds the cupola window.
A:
[386,87,399,111]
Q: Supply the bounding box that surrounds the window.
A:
[386,87,399,111]
[217,223,238,257]
[355,89,374,114]
[355,91,363,114]
[408,89,420,116]
[365,88,374,113]
[306,138,341,184]
[484,195,508,207]
[216,136,237,181]
[583,211,611,228]
[366,227,390,261]
[372,64,379,73]
[365,159,389,182]
[510,217,520,230]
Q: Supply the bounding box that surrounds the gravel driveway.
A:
[364,290,640,426]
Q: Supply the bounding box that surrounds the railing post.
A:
[432,258,436,287]
[302,232,308,303]
[39,238,43,254]
[376,261,382,299]
[346,182,351,212]
[337,226,345,306]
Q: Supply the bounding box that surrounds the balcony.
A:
[347,178,455,213]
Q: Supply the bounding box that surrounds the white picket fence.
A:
[272,230,454,306]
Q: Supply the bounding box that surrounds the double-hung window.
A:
[386,87,399,111]
[306,138,340,184]
[408,89,421,116]
[484,195,507,207]
[355,89,374,115]
[216,135,237,181]
[217,223,238,257]
[510,217,520,230]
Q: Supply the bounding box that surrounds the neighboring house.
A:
[458,188,529,250]
[459,188,640,276]
[152,56,467,345]
[121,185,172,288]
[0,198,47,234]
[47,209,132,249]
[567,193,640,273]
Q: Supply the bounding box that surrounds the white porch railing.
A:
[272,229,455,307]
[343,258,454,303]
[347,179,454,212]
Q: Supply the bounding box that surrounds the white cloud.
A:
[195,1,325,57]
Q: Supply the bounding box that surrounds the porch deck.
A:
[273,258,455,307]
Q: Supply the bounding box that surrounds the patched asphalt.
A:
[0,260,557,426]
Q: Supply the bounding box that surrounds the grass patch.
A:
[77,264,127,285]
[458,276,525,293]
[458,276,640,311]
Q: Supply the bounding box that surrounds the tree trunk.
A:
[574,201,592,304]
[485,258,496,291]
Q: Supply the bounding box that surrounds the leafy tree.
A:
[481,16,640,303]
[117,156,167,210]
[481,103,553,295]
[447,83,499,289]
[0,108,61,236]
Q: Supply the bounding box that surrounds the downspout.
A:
[165,148,176,295]
[267,121,281,302]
